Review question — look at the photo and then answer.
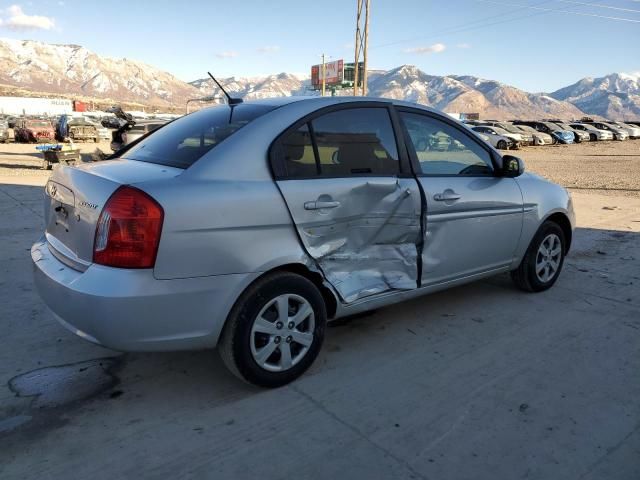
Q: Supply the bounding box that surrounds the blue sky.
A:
[1,0,638,91]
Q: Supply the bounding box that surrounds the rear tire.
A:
[511,221,566,292]
[219,271,327,388]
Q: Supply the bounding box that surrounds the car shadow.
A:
[0,163,44,170]
[0,151,44,159]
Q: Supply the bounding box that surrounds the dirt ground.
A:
[518,140,640,197]
[0,140,638,479]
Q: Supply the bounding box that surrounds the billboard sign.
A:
[311,59,344,88]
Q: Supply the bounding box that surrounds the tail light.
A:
[93,186,164,268]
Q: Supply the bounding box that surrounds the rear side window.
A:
[121,104,274,168]
[281,124,317,177]
[278,107,400,178]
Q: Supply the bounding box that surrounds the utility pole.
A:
[353,0,361,96]
[353,0,370,96]
[321,53,326,97]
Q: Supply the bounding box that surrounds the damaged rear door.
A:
[271,104,422,303]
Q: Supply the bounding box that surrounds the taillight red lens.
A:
[93,186,164,268]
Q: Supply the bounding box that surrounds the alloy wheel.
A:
[535,233,562,283]
[250,294,315,372]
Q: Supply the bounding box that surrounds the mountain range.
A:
[0,38,638,120]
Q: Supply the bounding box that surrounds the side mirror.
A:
[501,155,525,177]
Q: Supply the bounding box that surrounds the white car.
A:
[479,121,535,145]
[513,124,554,145]
[585,122,629,141]
[607,121,640,139]
[472,126,519,149]
[569,123,614,141]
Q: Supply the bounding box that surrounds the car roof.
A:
[216,95,441,114]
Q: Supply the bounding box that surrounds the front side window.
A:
[121,104,275,169]
[401,112,494,176]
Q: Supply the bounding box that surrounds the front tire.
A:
[219,271,327,387]
[511,221,566,292]
[497,140,507,150]
[590,133,597,141]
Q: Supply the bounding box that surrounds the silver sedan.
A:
[32,97,575,387]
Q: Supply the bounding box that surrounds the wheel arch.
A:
[227,262,339,327]
[543,212,573,254]
[266,263,338,320]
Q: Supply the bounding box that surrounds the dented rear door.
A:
[274,105,422,303]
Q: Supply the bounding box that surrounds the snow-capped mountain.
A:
[0,38,198,105]
[550,73,640,119]
[191,72,309,99]
[190,65,584,119]
[0,38,637,119]
[361,66,583,119]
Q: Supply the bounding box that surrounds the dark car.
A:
[106,106,168,152]
[57,115,99,143]
[512,121,575,144]
[14,118,55,143]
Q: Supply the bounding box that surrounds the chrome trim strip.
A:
[428,207,523,223]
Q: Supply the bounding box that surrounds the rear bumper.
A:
[31,236,257,351]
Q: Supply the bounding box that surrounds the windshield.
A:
[554,123,573,130]
[121,104,275,168]
[515,125,536,133]
[502,124,522,133]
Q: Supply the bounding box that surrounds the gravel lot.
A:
[0,140,638,479]
[519,140,640,197]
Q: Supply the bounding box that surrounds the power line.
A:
[371,0,555,49]
[552,0,640,13]
[471,0,640,22]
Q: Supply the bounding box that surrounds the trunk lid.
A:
[44,159,181,269]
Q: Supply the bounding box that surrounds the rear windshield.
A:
[120,104,275,168]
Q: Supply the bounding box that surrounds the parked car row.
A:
[462,117,640,149]
[0,111,173,145]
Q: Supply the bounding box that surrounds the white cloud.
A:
[257,45,280,54]
[404,43,446,54]
[456,43,471,49]
[2,4,55,31]
[215,51,238,59]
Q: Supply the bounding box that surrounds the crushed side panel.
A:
[299,179,421,303]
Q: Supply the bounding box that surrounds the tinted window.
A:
[281,123,317,177]
[121,104,274,168]
[401,112,493,176]
[311,108,399,176]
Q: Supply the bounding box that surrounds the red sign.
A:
[311,59,344,87]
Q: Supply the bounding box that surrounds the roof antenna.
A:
[207,72,243,105]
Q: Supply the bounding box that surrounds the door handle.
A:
[433,191,461,202]
[304,200,341,210]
